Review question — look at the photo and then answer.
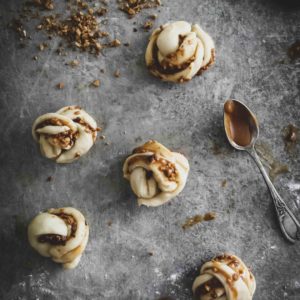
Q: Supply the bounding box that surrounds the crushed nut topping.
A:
[147,154,178,181]
[232,273,239,281]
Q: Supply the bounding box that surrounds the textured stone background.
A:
[0,0,299,299]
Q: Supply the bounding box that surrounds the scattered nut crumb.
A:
[110,39,121,47]
[118,0,161,16]
[38,42,48,51]
[107,220,112,226]
[148,251,154,256]
[46,176,53,182]
[149,14,157,20]
[96,7,108,16]
[56,82,65,89]
[91,79,100,87]
[221,179,227,188]
[182,215,203,230]
[283,124,299,152]
[114,69,120,77]
[33,55,38,60]
[99,135,106,140]
[34,0,54,10]
[143,20,153,30]
[68,59,80,67]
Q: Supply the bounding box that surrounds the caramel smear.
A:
[182,212,216,230]
[255,142,289,182]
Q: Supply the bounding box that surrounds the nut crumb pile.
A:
[10,0,121,56]
[118,0,161,16]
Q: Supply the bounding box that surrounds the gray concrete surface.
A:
[0,0,300,299]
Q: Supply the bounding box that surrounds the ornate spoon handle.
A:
[247,147,300,243]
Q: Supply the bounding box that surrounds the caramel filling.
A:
[38,213,77,246]
[38,234,67,245]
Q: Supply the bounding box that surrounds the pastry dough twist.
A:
[123,140,189,207]
[192,254,256,300]
[32,105,98,163]
[145,21,215,83]
[28,207,89,269]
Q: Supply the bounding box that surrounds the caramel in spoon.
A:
[224,100,256,147]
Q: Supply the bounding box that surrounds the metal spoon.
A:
[223,99,300,243]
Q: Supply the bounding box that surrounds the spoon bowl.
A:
[223,99,300,243]
[224,99,259,150]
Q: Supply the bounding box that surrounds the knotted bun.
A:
[32,105,99,163]
[28,207,89,269]
[192,254,256,300]
[145,21,215,83]
[123,140,189,207]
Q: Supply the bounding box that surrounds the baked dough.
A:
[32,105,98,163]
[192,254,256,300]
[28,207,89,269]
[145,21,215,83]
[123,140,189,207]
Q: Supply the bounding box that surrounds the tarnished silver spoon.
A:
[224,99,300,243]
